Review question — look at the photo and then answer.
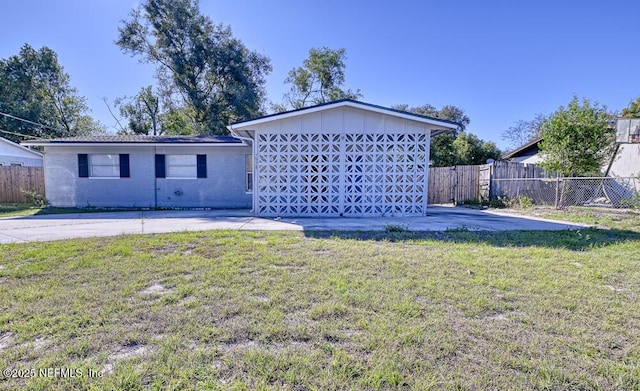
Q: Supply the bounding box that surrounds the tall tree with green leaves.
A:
[539,96,615,176]
[393,103,474,166]
[0,44,102,142]
[621,96,640,118]
[113,86,161,135]
[452,132,502,165]
[276,47,362,111]
[117,0,272,134]
[393,103,470,134]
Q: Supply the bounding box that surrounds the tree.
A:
[276,47,362,111]
[452,132,502,165]
[113,86,161,135]
[117,0,272,134]
[539,96,615,176]
[502,113,547,149]
[392,103,484,167]
[0,44,103,142]
[621,96,640,118]
[393,103,469,134]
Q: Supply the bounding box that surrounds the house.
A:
[0,136,43,167]
[23,100,459,216]
[23,134,252,209]
[502,137,543,164]
[503,119,640,177]
[609,118,640,177]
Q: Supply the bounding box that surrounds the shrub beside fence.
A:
[0,166,45,203]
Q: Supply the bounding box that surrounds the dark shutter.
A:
[197,154,207,178]
[119,154,130,178]
[155,154,166,178]
[78,154,89,178]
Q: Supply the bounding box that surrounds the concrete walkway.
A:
[0,206,588,244]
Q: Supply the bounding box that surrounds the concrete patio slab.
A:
[0,206,588,244]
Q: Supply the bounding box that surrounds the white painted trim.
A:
[227,101,459,132]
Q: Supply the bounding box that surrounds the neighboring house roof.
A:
[0,136,44,158]
[22,134,244,147]
[228,99,461,138]
[503,137,542,160]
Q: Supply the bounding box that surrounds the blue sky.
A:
[1,0,638,149]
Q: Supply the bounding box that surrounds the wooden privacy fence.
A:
[428,164,490,205]
[0,167,45,203]
[428,161,556,205]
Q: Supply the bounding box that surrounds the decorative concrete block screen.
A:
[255,131,429,217]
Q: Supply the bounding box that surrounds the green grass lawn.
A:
[0,203,43,218]
[537,206,640,232]
[1,217,640,389]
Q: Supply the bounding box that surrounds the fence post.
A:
[554,177,561,209]
[452,166,458,205]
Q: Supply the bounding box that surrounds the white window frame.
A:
[90,154,120,178]
[166,155,197,179]
[245,154,253,193]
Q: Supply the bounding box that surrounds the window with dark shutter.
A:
[119,154,130,178]
[197,154,207,178]
[155,154,166,178]
[78,154,89,178]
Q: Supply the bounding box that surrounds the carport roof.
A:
[228,99,461,135]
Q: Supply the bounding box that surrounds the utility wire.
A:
[0,128,41,139]
[0,110,65,133]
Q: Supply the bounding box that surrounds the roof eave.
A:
[503,137,543,159]
[21,142,248,147]
[228,100,460,130]
[0,138,44,157]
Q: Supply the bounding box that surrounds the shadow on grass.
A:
[303,228,640,251]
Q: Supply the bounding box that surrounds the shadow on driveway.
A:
[0,206,607,245]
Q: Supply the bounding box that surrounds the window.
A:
[167,155,196,178]
[245,154,253,192]
[78,154,129,178]
[10,162,23,167]
[156,154,207,179]
[90,154,120,177]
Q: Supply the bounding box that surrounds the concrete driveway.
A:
[0,206,587,244]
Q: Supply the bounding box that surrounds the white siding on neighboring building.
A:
[0,137,43,167]
[510,154,544,165]
[608,144,640,177]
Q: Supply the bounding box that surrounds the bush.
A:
[21,189,47,208]
[489,196,533,209]
[385,223,409,233]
